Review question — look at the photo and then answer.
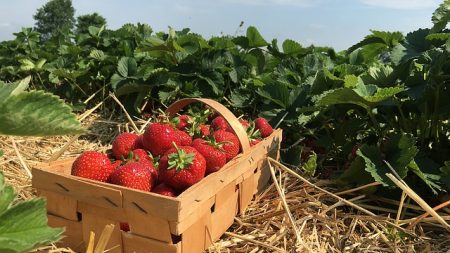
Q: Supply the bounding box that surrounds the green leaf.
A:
[0,173,15,215]
[302,152,317,176]
[89,49,106,61]
[0,172,63,253]
[0,77,30,102]
[282,39,303,54]
[0,90,85,136]
[344,75,360,88]
[317,88,371,110]
[357,133,418,187]
[408,160,442,194]
[117,57,137,78]
[431,0,450,33]
[246,26,268,48]
[440,161,450,189]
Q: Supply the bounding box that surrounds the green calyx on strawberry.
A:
[71,151,115,182]
[172,114,191,130]
[192,138,227,174]
[167,143,196,172]
[159,144,206,191]
[245,122,262,146]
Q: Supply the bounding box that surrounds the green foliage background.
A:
[0,0,449,195]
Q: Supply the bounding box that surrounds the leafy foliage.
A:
[0,172,63,253]
[76,13,107,34]
[0,1,448,197]
[0,77,85,136]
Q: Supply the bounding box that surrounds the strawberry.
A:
[130,149,158,184]
[134,135,145,149]
[112,160,122,169]
[239,118,250,129]
[192,138,227,174]
[254,117,273,138]
[159,145,206,191]
[172,115,190,130]
[177,130,192,146]
[112,133,140,159]
[198,124,210,137]
[250,139,262,146]
[71,151,114,182]
[110,162,154,191]
[143,123,182,156]
[211,116,232,132]
[152,183,177,197]
[213,130,240,161]
[120,222,130,232]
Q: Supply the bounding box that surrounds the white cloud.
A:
[223,0,319,7]
[360,0,440,10]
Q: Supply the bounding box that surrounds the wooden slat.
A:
[33,168,123,209]
[48,214,84,251]
[81,213,123,253]
[122,232,180,253]
[239,173,255,215]
[168,196,215,235]
[181,211,212,253]
[176,129,282,221]
[121,189,181,222]
[39,190,78,221]
[211,182,238,241]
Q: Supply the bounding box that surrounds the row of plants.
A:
[0,2,449,199]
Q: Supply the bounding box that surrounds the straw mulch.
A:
[1,111,450,253]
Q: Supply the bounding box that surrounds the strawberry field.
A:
[0,0,450,252]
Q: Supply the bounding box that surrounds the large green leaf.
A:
[357,133,418,187]
[0,77,30,102]
[0,89,85,136]
[246,26,268,48]
[117,57,137,78]
[0,172,63,253]
[431,0,450,33]
[282,39,304,55]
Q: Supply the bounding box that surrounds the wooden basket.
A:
[32,98,282,253]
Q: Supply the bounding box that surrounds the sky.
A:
[0,0,443,50]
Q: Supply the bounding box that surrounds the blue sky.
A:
[0,0,442,50]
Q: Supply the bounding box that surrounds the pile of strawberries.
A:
[71,109,274,198]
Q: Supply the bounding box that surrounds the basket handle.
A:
[165,98,250,154]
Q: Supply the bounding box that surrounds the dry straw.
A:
[2,111,450,253]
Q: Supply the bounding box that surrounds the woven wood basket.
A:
[32,98,282,253]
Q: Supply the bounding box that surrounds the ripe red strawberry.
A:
[255,117,273,138]
[177,130,192,146]
[143,123,182,156]
[198,124,210,137]
[213,130,240,161]
[172,115,190,130]
[130,149,158,184]
[112,160,122,169]
[112,133,140,159]
[239,118,250,129]
[134,135,145,149]
[152,183,177,197]
[211,116,232,132]
[250,139,262,146]
[120,222,130,232]
[192,138,227,174]
[110,162,154,191]
[71,151,114,182]
[159,145,206,191]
